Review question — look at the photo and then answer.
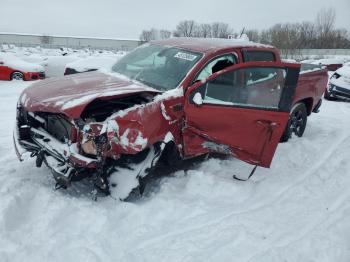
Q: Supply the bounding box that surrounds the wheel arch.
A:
[294,97,313,116]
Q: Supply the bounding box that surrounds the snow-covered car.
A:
[40,56,80,77]
[0,53,45,81]
[325,66,350,100]
[64,57,118,75]
[312,58,343,71]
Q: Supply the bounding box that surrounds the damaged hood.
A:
[20,71,161,119]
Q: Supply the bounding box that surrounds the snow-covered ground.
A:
[1,77,350,262]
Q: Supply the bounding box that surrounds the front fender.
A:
[105,96,184,156]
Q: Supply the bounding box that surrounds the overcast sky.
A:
[1,0,349,39]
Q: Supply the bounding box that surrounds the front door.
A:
[183,61,300,168]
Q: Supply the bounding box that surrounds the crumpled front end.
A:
[14,104,100,189]
[14,88,184,197]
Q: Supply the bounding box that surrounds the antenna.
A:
[240,27,245,38]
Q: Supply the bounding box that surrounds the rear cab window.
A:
[243,50,276,62]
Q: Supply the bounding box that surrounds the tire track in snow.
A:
[246,136,350,262]
[135,119,350,251]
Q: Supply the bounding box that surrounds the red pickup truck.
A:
[14,38,328,198]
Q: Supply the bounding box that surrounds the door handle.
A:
[256,120,279,141]
[256,120,279,129]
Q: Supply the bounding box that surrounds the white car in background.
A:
[64,56,119,75]
[325,66,350,100]
[40,56,80,77]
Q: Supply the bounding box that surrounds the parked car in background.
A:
[0,53,45,81]
[64,56,118,75]
[312,58,343,71]
[325,66,350,100]
[40,56,80,77]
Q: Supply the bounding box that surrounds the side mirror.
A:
[0,61,4,65]
[193,92,203,106]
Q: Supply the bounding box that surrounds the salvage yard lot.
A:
[1,79,350,261]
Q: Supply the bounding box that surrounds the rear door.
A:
[183,61,300,168]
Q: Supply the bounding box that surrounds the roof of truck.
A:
[151,37,274,53]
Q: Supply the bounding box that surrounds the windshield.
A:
[112,44,202,91]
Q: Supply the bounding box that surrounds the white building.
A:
[0,32,141,51]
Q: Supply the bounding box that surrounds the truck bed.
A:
[292,63,328,113]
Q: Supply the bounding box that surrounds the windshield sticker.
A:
[174,52,197,61]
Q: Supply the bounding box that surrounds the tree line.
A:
[139,8,350,52]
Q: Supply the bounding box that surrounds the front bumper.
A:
[24,71,46,81]
[328,84,350,100]
[14,120,98,187]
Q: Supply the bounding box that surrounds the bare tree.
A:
[245,29,260,42]
[174,20,197,37]
[298,21,316,48]
[316,8,336,48]
[259,29,271,44]
[198,23,212,38]
[139,30,150,42]
[139,10,350,49]
[140,28,159,42]
[316,8,336,37]
[159,30,171,39]
[211,22,232,38]
[333,28,350,48]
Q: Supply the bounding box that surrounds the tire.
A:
[280,103,308,142]
[159,141,181,167]
[11,71,24,81]
[324,89,336,101]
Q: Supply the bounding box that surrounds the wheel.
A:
[324,89,336,101]
[11,71,24,81]
[159,141,181,166]
[280,103,307,142]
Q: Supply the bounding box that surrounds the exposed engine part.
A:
[46,115,72,143]
[81,94,153,122]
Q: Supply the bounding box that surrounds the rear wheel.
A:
[280,103,307,142]
[11,71,24,81]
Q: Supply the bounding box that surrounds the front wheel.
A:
[11,71,24,81]
[324,89,336,101]
[280,103,307,142]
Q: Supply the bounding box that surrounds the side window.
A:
[195,54,236,82]
[202,67,286,109]
[243,51,275,62]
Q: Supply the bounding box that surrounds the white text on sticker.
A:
[174,52,197,61]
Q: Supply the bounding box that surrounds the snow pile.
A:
[1,74,350,261]
[40,56,80,77]
[311,58,344,65]
[65,56,119,73]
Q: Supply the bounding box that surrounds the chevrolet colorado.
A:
[14,38,328,199]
